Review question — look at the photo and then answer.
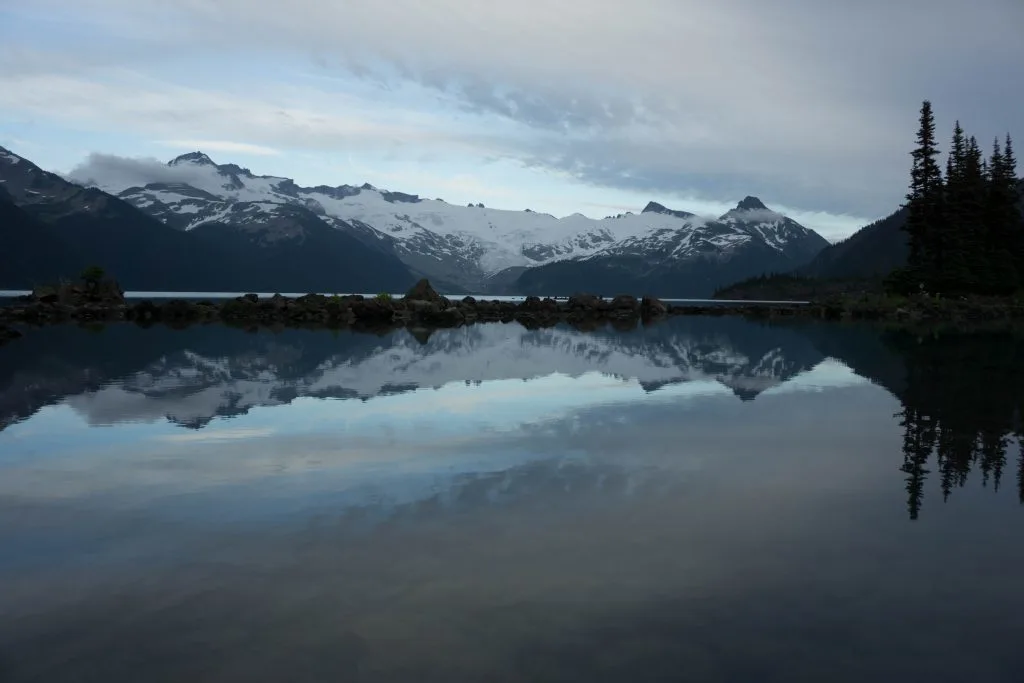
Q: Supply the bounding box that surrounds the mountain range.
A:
[1,145,830,296]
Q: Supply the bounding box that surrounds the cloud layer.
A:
[65,153,223,192]
[3,0,1023,226]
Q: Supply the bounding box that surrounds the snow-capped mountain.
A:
[0,145,416,292]
[516,197,829,297]
[109,151,828,294]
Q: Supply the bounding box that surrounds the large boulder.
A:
[567,293,603,311]
[520,296,558,313]
[404,279,450,308]
[351,298,396,322]
[90,279,125,305]
[610,294,639,311]
[640,295,667,319]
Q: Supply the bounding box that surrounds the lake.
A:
[1,317,1022,682]
[0,290,809,305]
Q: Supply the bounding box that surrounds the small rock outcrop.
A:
[31,278,126,307]
[640,295,668,319]
[567,293,603,311]
[610,294,639,311]
[404,279,450,308]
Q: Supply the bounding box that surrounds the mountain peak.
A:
[735,196,768,211]
[169,151,216,167]
[642,201,695,219]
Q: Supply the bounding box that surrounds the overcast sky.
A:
[1,0,1022,239]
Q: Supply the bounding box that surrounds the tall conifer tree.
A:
[902,100,944,292]
[943,122,971,291]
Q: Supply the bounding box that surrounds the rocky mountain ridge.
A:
[108,150,829,294]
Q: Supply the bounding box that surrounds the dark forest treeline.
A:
[889,101,1023,295]
[717,102,1023,300]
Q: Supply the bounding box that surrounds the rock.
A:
[461,296,477,307]
[640,295,667,319]
[29,278,125,312]
[405,299,440,313]
[610,294,639,310]
[567,293,602,310]
[242,293,259,304]
[351,298,395,322]
[404,279,449,308]
[31,286,59,304]
[519,296,559,314]
[89,279,125,305]
[296,293,329,308]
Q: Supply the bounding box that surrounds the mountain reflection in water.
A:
[0,318,1022,682]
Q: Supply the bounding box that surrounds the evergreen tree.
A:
[898,100,945,293]
[985,136,1020,293]
[1005,134,1017,179]
[942,122,972,291]
[890,101,1020,297]
[1003,135,1024,289]
[959,135,998,292]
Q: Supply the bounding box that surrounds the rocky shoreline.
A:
[3,278,1024,345]
[0,278,801,338]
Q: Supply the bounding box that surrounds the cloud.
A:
[4,0,1023,223]
[66,152,222,192]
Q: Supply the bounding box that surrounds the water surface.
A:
[0,318,1021,682]
[0,290,807,305]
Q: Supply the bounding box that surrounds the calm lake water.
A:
[0,290,808,305]
[0,318,1022,682]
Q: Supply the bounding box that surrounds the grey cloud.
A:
[518,134,906,218]
[66,153,221,193]
[10,0,1024,221]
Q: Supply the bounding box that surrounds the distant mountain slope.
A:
[96,151,831,294]
[0,185,81,288]
[0,146,416,292]
[799,207,910,279]
[515,197,829,297]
